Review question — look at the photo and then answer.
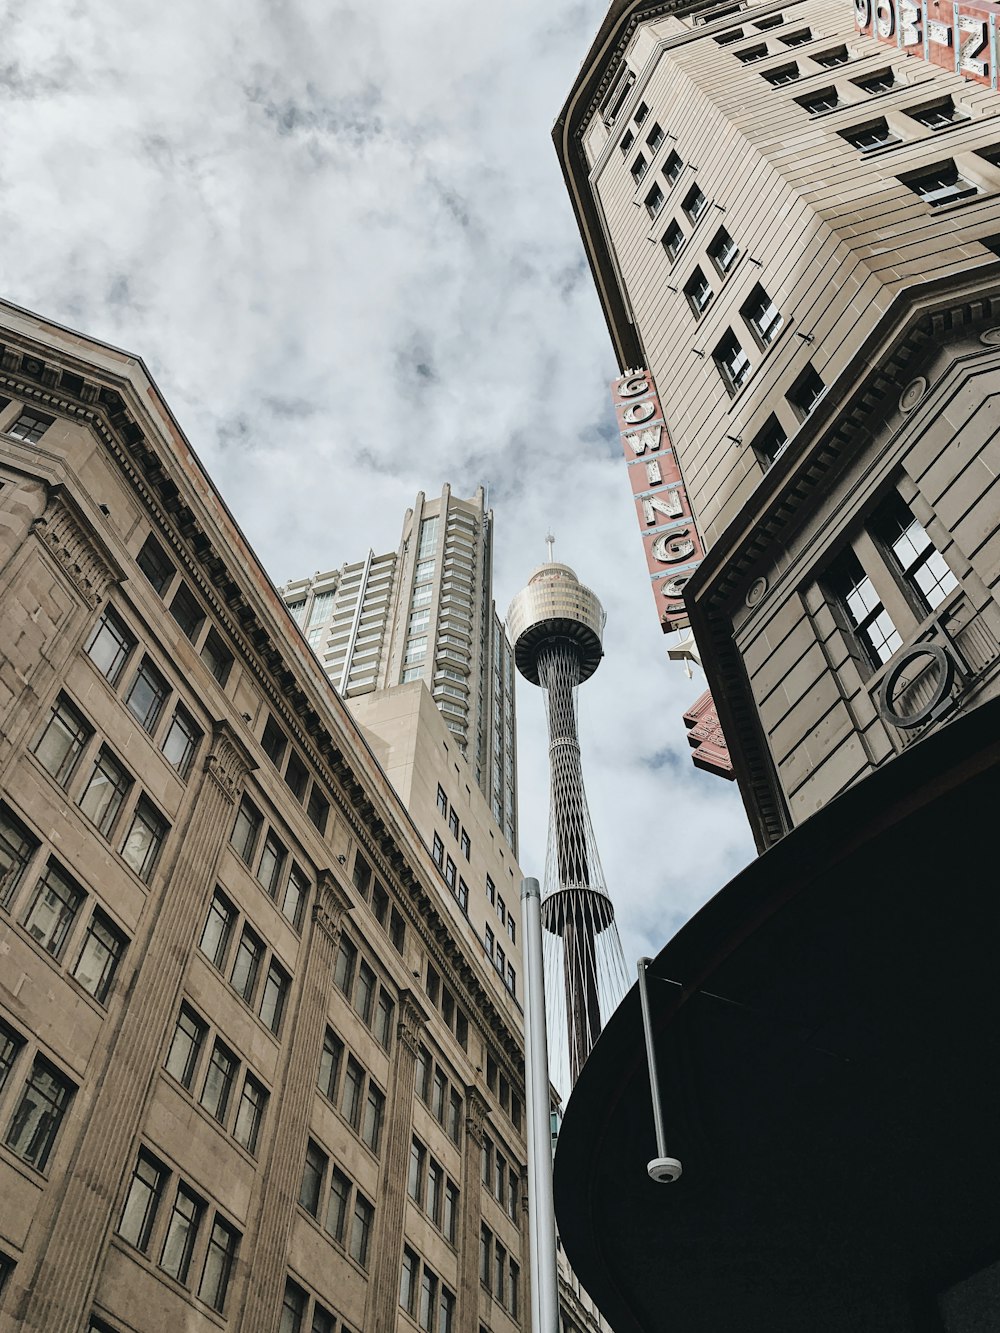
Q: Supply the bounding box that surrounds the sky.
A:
[0,0,756,968]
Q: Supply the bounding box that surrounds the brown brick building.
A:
[0,301,530,1333]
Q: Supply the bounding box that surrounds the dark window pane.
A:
[5,1056,74,1171]
[198,1216,239,1312]
[34,696,91,786]
[125,658,169,733]
[230,797,262,865]
[282,864,308,930]
[169,584,204,641]
[118,1149,165,1251]
[72,908,127,1002]
[165,1004,206,1088]
[161,706,201,778]
[200,1040,237,1123]
[136,535,174,594]
[199,889,234,968]
[121,797,168,883]
[159,1185,203,1283]
[0,805,38,910]
[85,608,135,686]
[78,747,132,836]
[8,409,53,444]
[233,1075,267,1155]
[230,927,263,1002]
[201,631,232,685]
[259,960,289,1035]
[21,862,83,957]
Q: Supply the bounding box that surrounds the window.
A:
[327,1167,351,1242]
[5,1056,74,1170]
[261,714,286,766]
[319,1028,343,1101]
[200,631,232,686]
[798,88,839,114]
[121,796,167,882]
[200,1039,237,1123]
[742,284,783,346]
[284,751,308,801]
[160,1184,203,1283]
[334,936,357,998]
[0,1021,23,1098]
[874,493,958,612]
[312,1304,337,1333]
[460,829,471,860]
[714,331,752,394]
[448,808,460,840]
[509,1261,520,1319]
[506,963,516,995]
[350,1193,373,1267]
[507,915,516,944]
[374,989,394,1049]
[230,797,262,865]
[644,183,665,218]
[655,221,684,264]
[165,1005,207,1088]
[281,1280,307,1333]
[21,861,82,957]
[283,864,308,930]
[86,608,135,685]
[0,806,36,910]
[646,122,665,153]
[419,1267,438,1332]
[456,877,469,912]
[684,267,714,316]
[662,151,683,188]
[788,363,825,418]
[432,833,445,868]
[73,908,127,1002]
[118,1150,166,1251]
[715,27,745,44]
[342,1056,364,1130]
[307,785,329,834]
[755,13,783,29]
[708,226,739,275]
[444,856,456,890]
[390,906,406,954]
[409,1137,426,1203]
[903,160,977,207]
[486,875,496,905]
[909,98,965,129]
[485,923,495,959]
[401,1246,419,1316]
[753,414,789,467]
[855,69,895,94]
[634,100,649,125]
[259,960,290,1035]
[200,889,234,968]
[8,408,53,443]
[841,118,899,151]
[300,1140,326,1215]
[764,63,798,84]
[169,583,204,642]
[480,1224,492,1286]
[198,1217,239,1313]
[125,657,169,734]
[737,43,769,62]
[683,185,707,224]
[619,129,635,153]
[257,831,287,898]
[136,535,174,594]
[161,706,201,778]
[436,785,448,816]
[630,152,649,184]
[362,1082,385,1153]
[827,547,902,668]
[448,1088,463,1145]
[233,1074,267,1155]
[34,695,91,786]
[780,27,812,44]
[231,926,264,1002]
[814,44,849,65]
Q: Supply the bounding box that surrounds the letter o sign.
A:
[876,0,895,37]
[623,400,656,424]
[855,0,873,24]
[618,375,650,398]
[652,529,696,564]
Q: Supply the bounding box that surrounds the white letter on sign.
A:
[900,0,921,44]
[661,574,692,598]
[624,425,662,454]
[651,528,696,563]
[642,493,683,525]
[959,14,988,74]
[645,459,662,485]
[623,400,656,424]
[618,375,649,398]
[876,0,895,36]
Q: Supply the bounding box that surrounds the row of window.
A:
[318,1027,385,1155]
[400,1248,456,1333]
[480,1224,520,1318]
[86,605,202,773]
[164,1001,268,1153]
[483,925,516,996]
[432,833,470,913]
[1,808,129,1005]
[415,1043,464,1146]
[334,933,396,1049]
[712,10,788,46]
[1,398,55,446]
[116,1147,239,1313]
[481,1133,520,1223]
[136,534,232,686]
[485,1049,523,1133]
[229,797,310,931]
[281,1277,352,1333]
[486,875,515,943]
[424,962,470,1051]
[835,96,965,152]
[0,1017,75,1173]
[200,887,291,1036]
[259,710,330,834]
[408,1137,461,1242]
[299,1139,375,1268]
[350,851,407,954]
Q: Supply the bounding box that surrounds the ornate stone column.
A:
[458,1087,490,1333]
[238,871,353,1332]
[12,722,255,1333]
[364,991,428,1333]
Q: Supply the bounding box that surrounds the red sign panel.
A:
[854,0,998,88]
[683,691,736,780]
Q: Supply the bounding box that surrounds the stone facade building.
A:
[0,300,528,1333]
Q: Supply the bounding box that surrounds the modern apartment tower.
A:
[281,487,518,854]
[506,557,627,1089]
[549,0,1000,1329]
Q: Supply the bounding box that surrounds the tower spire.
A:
[545,532,555,562]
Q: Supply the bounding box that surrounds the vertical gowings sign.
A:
[611,369,734,780]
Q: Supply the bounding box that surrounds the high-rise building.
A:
[280,487,518,854]
[550,0,1000,1328]
[0,303,532,1333]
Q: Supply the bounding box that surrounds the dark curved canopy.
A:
[554,700,1000,1333]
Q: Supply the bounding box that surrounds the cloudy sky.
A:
[2,0,755,967]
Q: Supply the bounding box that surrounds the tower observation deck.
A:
[507,549,628,1089]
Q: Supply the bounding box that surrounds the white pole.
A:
[522,876,560,1333]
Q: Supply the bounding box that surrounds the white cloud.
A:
[0,0,755,963]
